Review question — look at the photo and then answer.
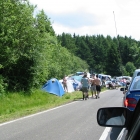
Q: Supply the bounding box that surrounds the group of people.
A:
[81,72,101,100]
[62,72,102,100]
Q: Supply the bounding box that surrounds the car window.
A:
[130,76,140,90]
[137,72,140,76]
[133,80,140,89]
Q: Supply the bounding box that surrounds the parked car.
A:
[105,80,120,89]
[131,69,140,82]
[97,99,140,140]
[105,81,116,89]
[120,76,140,111]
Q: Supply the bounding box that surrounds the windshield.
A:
[130,76,140,91]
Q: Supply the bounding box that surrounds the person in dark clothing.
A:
[94,74,101,99]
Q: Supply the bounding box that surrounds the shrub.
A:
[0,75,7,95]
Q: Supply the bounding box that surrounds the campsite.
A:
[0,71,106,124]
[42,72,91,96]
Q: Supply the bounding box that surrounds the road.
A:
[0,89,124,140]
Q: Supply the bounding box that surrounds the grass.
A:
[0,87,107,124]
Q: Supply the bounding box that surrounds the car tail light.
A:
[124,98,137,108]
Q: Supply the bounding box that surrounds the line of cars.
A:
[96,69,140,140]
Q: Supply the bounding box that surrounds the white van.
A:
[98,74,111,80]
[117,76,132,81]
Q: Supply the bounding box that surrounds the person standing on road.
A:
[94,74,101,99]
[90,74,96,98]
[81,72,89,100]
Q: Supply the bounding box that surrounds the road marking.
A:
[99,127,112,140]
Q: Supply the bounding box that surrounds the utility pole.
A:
[113,11,123,76]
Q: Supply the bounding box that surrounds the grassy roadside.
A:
[0,87,107,124]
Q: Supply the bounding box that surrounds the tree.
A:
[125,62,136,76]
[105,43,121,76]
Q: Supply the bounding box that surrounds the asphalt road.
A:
[0,89,124,140]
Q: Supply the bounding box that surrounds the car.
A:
[105,81,116,89]
[131,69,140,82]
[120,76,140,111]
[97,99,140,140]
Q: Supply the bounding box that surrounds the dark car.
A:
[97,99,140,140]
[120,76,140,111]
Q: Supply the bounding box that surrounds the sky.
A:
[29,0,140,41]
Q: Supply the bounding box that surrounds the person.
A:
[123,81,130,94]
[115,81,119,89]
[94,74,101,99]
[106,113,125,125]
[101,76,106,87]
[90,74,96,98]
[62,75,68,92]
[81,72,89,100]
[108,82,115,89]
[121,78,126,87]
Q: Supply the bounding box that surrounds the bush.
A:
[0,75,7,95]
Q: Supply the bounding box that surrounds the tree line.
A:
[57,33,140,77]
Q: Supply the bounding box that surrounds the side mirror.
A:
[97,107,132,128]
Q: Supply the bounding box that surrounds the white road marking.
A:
[99,127,112,140]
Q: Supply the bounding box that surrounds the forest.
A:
[0,0,140,94]
[57,33,140,76]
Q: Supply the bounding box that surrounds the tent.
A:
[86,72,90,78]
[42,78,65,96]
[75,72,84,76]
[71,72,90,82]
[73,79,82,90]
[71,75,83,82]
[67,77,82,90]
[59,79,75,93]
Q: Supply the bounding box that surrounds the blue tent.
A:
[42,78,65,96]
[71,75,83,82]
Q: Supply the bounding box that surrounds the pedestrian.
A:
[81,72,89,100]
[102,76,106,87]
[62,75,68,92]
[90,74,96,98]
[94,74,101,99]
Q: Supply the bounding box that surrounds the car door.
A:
[97,100,140,140]
[125,99,140,139]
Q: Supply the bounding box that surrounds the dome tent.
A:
[42,78,65,96]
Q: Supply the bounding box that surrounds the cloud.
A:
[48,12,100,28]
[30,0,140,40]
